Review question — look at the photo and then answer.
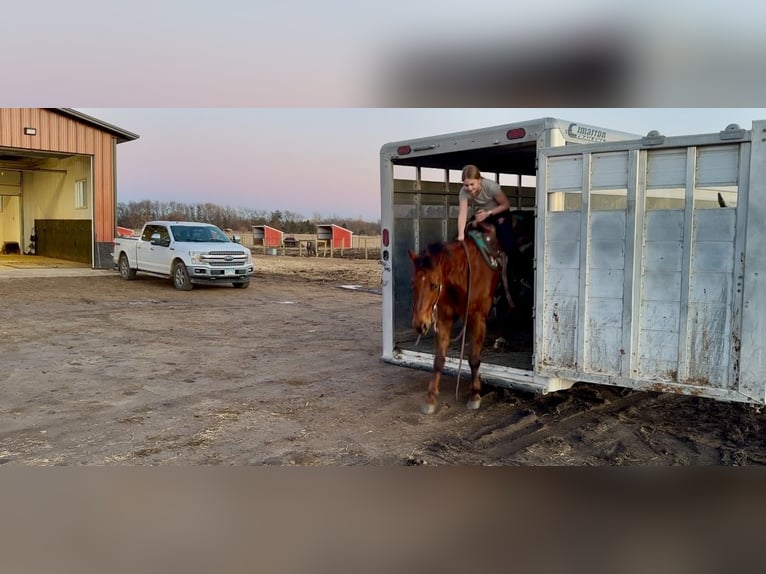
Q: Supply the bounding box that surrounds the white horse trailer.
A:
[379,117,766,404]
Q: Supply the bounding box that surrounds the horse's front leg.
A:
[422,315,454,415]
[466,312,487,410]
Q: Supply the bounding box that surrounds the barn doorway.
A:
[0,150,94,265]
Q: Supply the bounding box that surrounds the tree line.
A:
[117,200,381,235]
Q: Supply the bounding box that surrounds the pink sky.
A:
[78,108,765,222]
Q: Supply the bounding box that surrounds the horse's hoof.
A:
[421,403,436,415]
[466,398,481,410]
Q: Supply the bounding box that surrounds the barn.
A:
[316,223,352,249]
[0,108,138,268]
[251,225,283,247]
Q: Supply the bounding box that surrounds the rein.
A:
[455,240,472,401]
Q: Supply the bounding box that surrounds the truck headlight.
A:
[189,252,203,264]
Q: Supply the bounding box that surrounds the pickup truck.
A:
[113,221,254,290]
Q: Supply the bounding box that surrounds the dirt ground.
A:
[0,252,764,466]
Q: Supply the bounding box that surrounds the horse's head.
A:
[408,244,445,336]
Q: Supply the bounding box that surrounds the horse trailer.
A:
[380,117,766,404]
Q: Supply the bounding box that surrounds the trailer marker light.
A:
[382,228,389,247]
[506,128,526,140]
[396,145,412,155]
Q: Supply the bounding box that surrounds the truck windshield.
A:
[171,225,231,243]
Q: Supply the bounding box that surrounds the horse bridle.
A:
[414,276,442,347]
[430,282,443,334]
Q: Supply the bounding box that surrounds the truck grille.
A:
[201,251,248,266]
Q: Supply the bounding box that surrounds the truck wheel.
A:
[118,253,137,280]
[172,261,193,291]
[232,280,250,289]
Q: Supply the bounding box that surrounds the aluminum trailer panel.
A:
[381,117,766,404]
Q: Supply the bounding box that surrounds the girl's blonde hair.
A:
[461,165,481,181]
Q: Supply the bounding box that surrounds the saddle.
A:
[465,222,515,310]
[466,227,503,271]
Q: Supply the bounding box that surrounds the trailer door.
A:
[536,132,755,402]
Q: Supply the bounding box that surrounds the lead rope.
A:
[455,240,472,401]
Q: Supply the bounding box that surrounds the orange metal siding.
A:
[316,224,353,249]
[252,225,283,247]
[0,108,117,243]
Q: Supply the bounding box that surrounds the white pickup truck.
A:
[113,221,254,290]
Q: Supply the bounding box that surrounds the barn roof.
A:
[52,108,140,143]
[316,223,353,233]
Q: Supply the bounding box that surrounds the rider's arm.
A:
[491,188,511,216]
[457,199,469,240]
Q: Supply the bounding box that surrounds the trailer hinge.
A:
[720,123,745,140]
[641,130,665,146]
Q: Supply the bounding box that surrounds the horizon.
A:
[80,108,766,222]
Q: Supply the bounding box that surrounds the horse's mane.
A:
[413,241,448,271]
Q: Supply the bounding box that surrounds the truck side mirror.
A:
[150,233,162,245]
[232,235,241,244]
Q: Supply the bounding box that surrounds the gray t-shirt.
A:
[459,177,503,212]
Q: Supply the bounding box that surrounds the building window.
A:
[75,179,88,209]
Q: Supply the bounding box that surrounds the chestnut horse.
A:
[408,228,503,414]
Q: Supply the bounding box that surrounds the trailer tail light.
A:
[382,228,389,247]
[506,128,526,140]
[396,145,412,155]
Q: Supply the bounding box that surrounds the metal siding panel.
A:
[542,297,578,367]
[688,272,732,303]
[643,241,683,272]
[20,108,39,150]
[543,179,582,368]
[696,145,739,186]
[56,114,68,150]
[644,210,684,241]
[39,109,54,150]
[76,123,87,154]
[587,297,623,328]
[639,358,679,378]
[685,198,736,389]
[9,108,22,147]
[739,128,765,399]
[547,156,583,190]
[687,303,731,386]
[591,151,628,188]
[589,269,624,298]
[589,240,625,269]
[547,239,580,269]
[694,209,736,241]
[639,330,681,364]
[647,149,687,187]
[0,109,8,142]
[692,241,734,273]
[546,267,580,298]
[587,325,623,373]
[546,211,581,241]
[640,300,681,333]
[590,210,626,239]
[94,132,114,243]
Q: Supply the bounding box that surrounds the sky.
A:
[77,108,766,221]
[3,2,765,221]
